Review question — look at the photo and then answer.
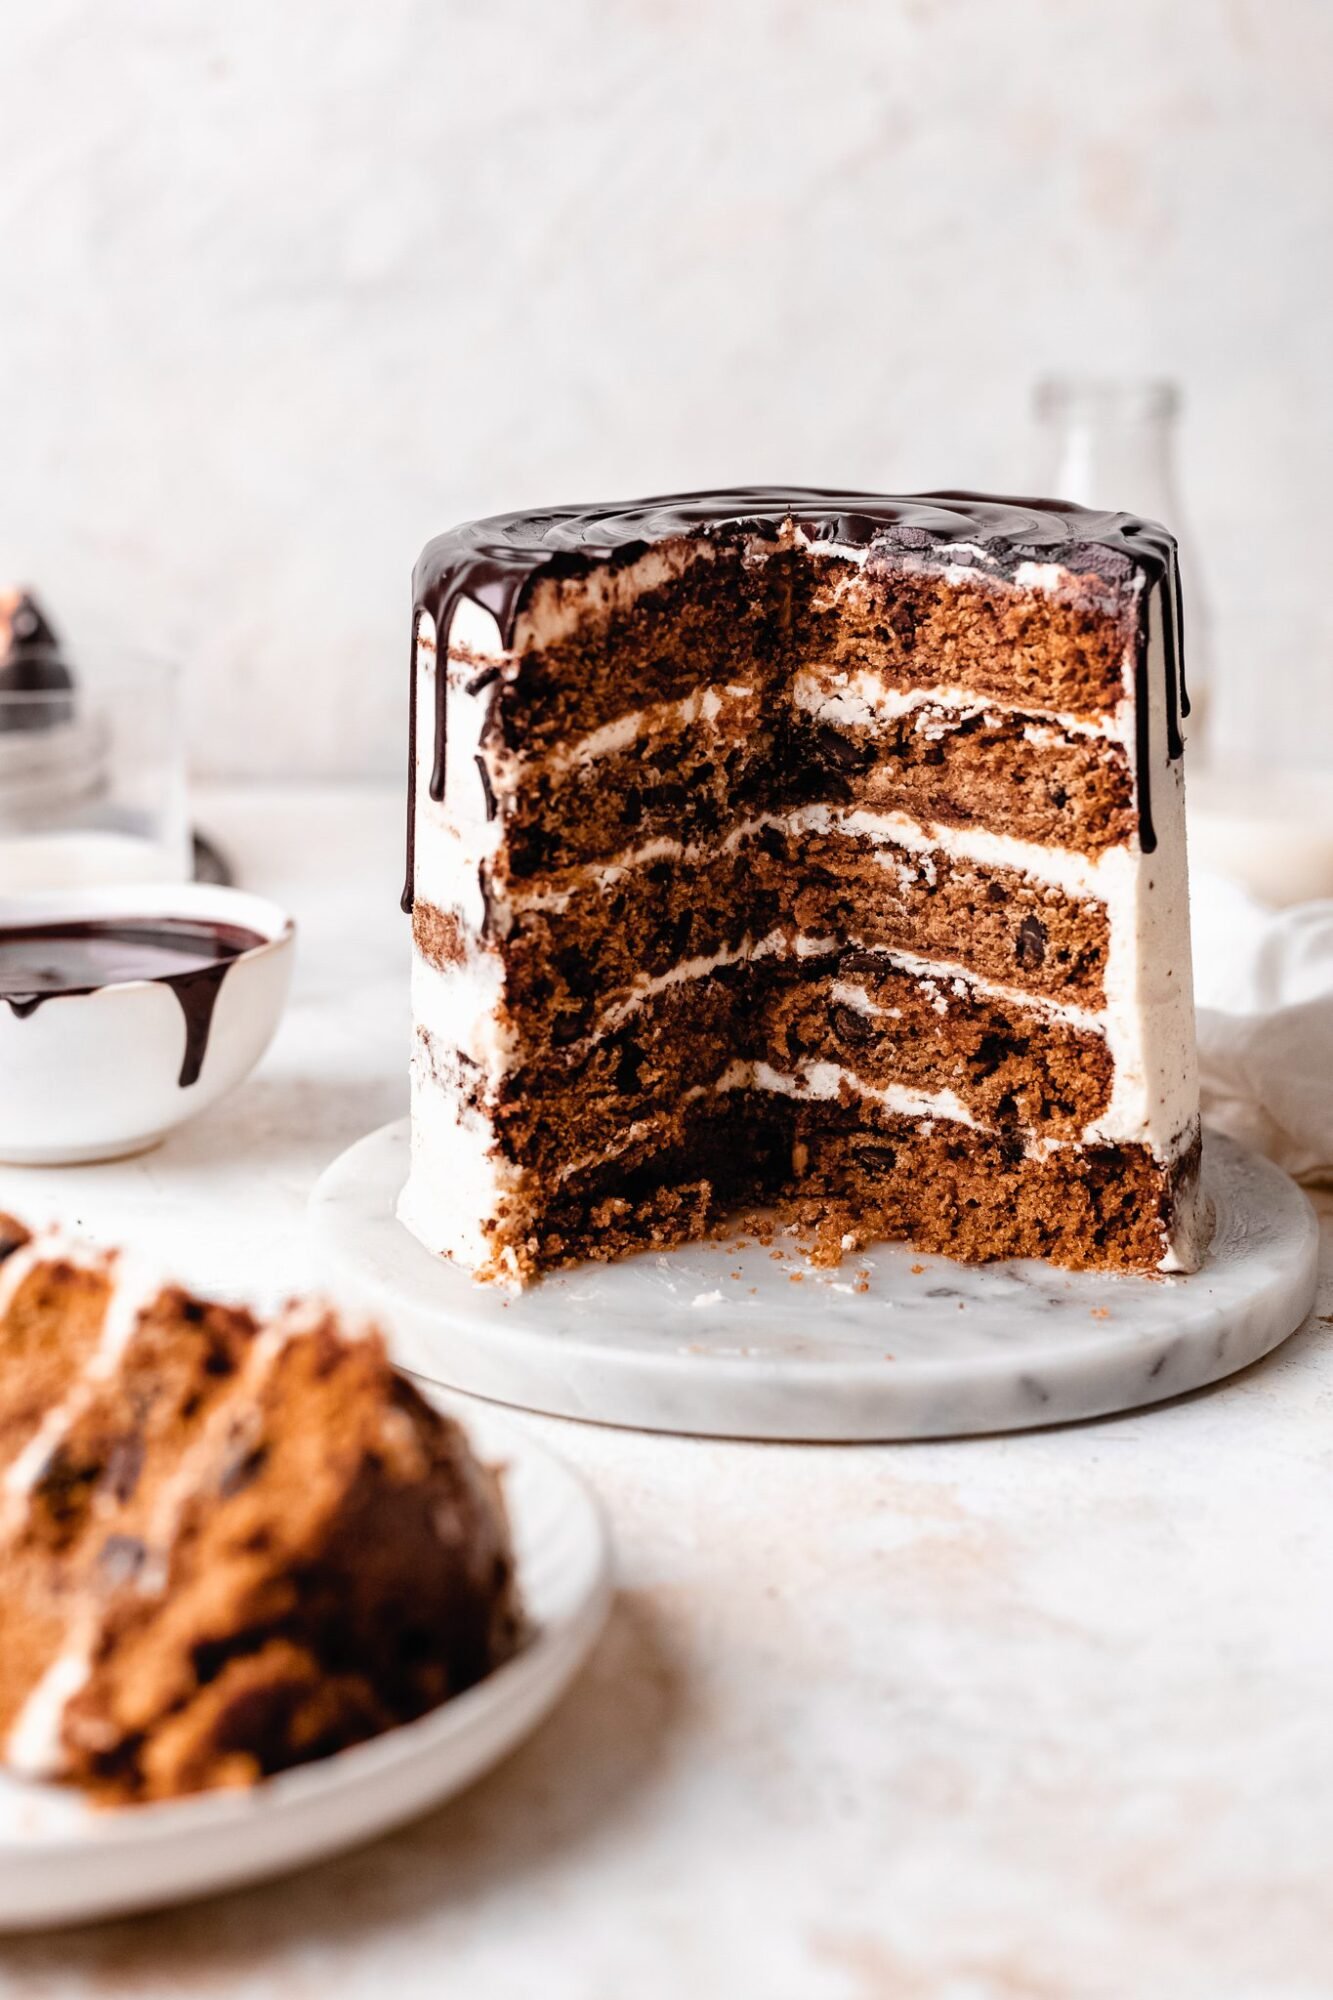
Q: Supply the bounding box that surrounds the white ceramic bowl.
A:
[0,882,294,1164]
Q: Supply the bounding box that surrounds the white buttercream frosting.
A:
[790,667,1118,739]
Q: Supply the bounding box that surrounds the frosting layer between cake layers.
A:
[399,491,1206,1284]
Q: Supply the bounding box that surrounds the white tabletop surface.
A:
[2,785,1331,2000]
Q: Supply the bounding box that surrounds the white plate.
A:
[311,1123,1318,1441]
[0,1400,611,1931]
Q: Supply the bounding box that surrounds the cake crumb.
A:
[910,1263,925,1275]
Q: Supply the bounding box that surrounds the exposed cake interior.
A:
[401,493,1207,1284]
[0,1218,519,1801]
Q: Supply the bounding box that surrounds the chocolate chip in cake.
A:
[830,1003,873,1046]
[1016,914,1047,968]
[816,726,874,774]
[203,1334,238,1375]
[838,948,886,979]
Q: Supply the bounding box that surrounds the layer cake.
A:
[0,1217,518,1800]
[400,489,1207,1285]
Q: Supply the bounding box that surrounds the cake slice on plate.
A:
[400,489,1207,1286]
[0,1217,519,1802]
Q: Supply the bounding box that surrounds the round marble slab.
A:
[309,1122,1318,1441]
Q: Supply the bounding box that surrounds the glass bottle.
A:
[1032,377,1212,761]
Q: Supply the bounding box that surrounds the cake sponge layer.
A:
[468,1089,1201,1284]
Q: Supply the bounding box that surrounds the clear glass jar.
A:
[0,657,190,891]
[1033,376,1212,760]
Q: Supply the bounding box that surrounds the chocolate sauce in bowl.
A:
[0,917,267,1087]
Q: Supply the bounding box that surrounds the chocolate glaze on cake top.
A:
[405,488,1186,909]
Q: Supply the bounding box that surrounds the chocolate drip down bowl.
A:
[0,883,294,1162]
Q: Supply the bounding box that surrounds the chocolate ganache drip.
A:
[403,488,1187,910]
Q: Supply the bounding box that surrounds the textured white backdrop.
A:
[0,0,1326,777]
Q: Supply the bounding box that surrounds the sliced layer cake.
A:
[400,489,1208,1285]
[0,1217,519,1801]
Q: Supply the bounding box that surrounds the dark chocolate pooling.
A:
[403,487,1186,909]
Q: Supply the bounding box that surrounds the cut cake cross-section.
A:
[400,489,1208,1286]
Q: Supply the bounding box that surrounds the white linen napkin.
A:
[1191,867,1333,1183]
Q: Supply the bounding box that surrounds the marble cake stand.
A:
[309,1122,1319,1441]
